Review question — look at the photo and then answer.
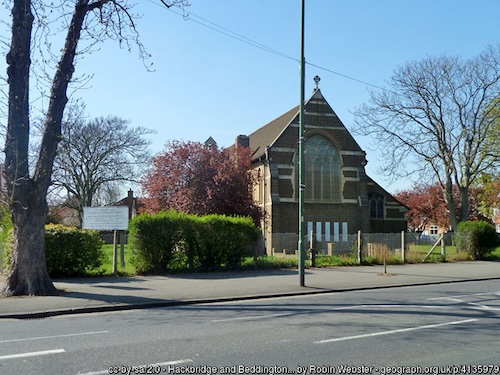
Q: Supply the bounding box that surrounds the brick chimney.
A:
[236,134,249,148]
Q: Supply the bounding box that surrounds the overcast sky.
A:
[1,1,499,194]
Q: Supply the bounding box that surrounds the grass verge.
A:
[89,243,500,277]
[97,244,136,276]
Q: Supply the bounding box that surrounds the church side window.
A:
[369,194,384,219]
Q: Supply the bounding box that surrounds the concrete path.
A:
[1,261,499,319]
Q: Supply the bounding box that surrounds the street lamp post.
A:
[298,0,306,287]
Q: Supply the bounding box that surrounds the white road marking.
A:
[211,305,359,322]
[211,304,463,323]
[0,330,109,344]
[427,297,465,303]
[212,313,291,322]
[359,304,451,309]
[428,291,500,301]
[0,349,65,360]
[314,318,478,344]
[77,359,193,375]
[468,302,489,309]
[475,291,500,296]
[213,303,469,324]
[427,292,500,311]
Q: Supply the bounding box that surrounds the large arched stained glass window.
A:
[304,135,341,202]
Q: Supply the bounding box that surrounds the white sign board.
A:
[83,206,129,230]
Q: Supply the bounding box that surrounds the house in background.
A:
[236,81,407,255]
[111,189,143,220]
[421,223,447,237]
[46,190,143,229]
[46,206,80,227]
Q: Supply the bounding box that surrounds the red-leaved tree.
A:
[397,181,500,232]
[140,141,261,224]
[395,183,459,232]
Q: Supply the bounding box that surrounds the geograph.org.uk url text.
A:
[109,364,500,375]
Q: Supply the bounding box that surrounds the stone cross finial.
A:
[313,75,321,89]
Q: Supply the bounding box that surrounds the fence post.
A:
[327,243,333,256]
[441,235,446,260]
[309,229,316,267]
[401,231,406,263]
[357,230,362,264]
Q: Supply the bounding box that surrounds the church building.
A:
[235,79,407,255]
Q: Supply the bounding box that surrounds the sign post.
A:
[83,206,129,274]
[82,206,129,231]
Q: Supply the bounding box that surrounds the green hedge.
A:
[0,205,13,273]
[45,224,104,277]
[194,215,258,270]
[456,220,500,260]
[2,224,104,277]
[129,211,184,274]
[129,211,260,274]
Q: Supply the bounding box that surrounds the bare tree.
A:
[2,0,188,297]
[53,111,153,223]
[484,97,500,174]
[354,45,500,230]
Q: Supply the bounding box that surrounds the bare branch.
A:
[353,45,500,228]
[51,105,154,215]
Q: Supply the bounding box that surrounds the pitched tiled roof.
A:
[248,105,299,160]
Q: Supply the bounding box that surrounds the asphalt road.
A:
[1,280,499,375]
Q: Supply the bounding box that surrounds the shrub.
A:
[0,205,13,274]
[1,229,14,275]
[242,256,298,269]
[177,213,199,270]
[194,215,259,270]
[129,211,260,273]
[455,220,500,260]
[129,211,183,274]
[45,224,104,277]
[2,223,103,277]
[315,254,358,267]
[365,243,391,261]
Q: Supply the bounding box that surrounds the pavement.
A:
[0,261,499,319]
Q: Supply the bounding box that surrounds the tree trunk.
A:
[1,0,57,297]
[2,0,90,296]
[443,176,459,231]
[459,185,469,223]
[2,196,58,296]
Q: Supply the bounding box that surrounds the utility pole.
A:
[298,0,306,287]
